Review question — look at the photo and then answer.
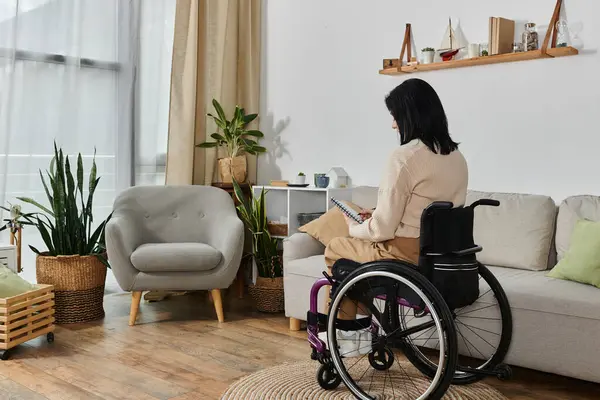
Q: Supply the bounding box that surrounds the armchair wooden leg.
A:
[211,289,224,323]
[289,318,301,331]
[129,291,142,326]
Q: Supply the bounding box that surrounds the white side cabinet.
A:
[0,245,17,273]
[252,186,353,238]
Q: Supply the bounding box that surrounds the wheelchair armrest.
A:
[470,199,500,208]
[451,245,483,256]
[424,201,454,212]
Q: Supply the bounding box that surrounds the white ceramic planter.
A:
[422,51,435,64]
[294,175,306,185]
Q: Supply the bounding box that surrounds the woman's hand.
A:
[344,209,374,226]
[359,208,374,221]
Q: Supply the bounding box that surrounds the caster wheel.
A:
[0,350,10,361]
[496,364,513,381]
[368,347,395,371]
[47,332,55,343]
[317,363,342,390]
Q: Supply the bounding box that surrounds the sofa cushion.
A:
[556,195,600,262]
[0,265,36,298]
[548,219,600,288]
[488,266,600,321]
[467,190,556,271]
[131,243,222,273]
[298,202,362,246]
[284,255,327,279]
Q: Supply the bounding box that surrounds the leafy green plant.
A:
[196,99,267,158]
[481,50,489,56]
[4,143,111,265]
[298,172,305,176]
[232,179,282,279]
[422,47,435,52]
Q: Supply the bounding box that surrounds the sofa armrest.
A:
[106,215,144,291]
[207,216,245,268]
[283,233,325,263]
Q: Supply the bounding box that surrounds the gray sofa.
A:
[283,187,600,383]
[106,185,244,325]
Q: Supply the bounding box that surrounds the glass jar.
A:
[522,23,539,51]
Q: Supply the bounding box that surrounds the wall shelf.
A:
[380,0,577,76]
[379,47,579,75]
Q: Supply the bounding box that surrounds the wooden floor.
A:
[1,290,599,400]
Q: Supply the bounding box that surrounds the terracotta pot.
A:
[36,254,107,324]
[218,156,247,183]
[248,276,285,313]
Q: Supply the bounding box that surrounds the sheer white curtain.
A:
[0,0,175,285]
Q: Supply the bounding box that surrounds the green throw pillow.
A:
[547,219,600,288]
[0,265,36,298]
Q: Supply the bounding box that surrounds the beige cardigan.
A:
[349,139,468,242]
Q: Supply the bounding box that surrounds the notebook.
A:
[331,197,363,224]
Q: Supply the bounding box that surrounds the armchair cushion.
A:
[131,243,222,273]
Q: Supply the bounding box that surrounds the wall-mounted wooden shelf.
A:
[380,0,579,76]
[379,46,578,75]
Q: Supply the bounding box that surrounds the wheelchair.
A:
[307,199,513,399]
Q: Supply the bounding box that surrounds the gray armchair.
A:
[106,185,244,325]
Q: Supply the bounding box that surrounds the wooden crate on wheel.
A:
[0,284,56,360]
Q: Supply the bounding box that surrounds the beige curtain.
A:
[165,0,262,185]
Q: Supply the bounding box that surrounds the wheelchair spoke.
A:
[456,303,497,317]
[393,350,420,393]
[421,326,438,348]
[386,362,396,398]
[455,315,500,321]
[457,322,501,336]
[457,328,486,359]
[456,321,496,350]
[457,326,474,358]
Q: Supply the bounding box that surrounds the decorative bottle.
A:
[522,23,539,51]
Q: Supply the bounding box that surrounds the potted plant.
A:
[421,47,435,64]
[0,204,26,273]
[232,179,284,313]
[294,172,306,185]
[12,143,111,324]
[196,99,266,183]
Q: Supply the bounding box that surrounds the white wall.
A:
[259,0,600,202]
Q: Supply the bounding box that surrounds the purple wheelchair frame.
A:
[307,276,429,356]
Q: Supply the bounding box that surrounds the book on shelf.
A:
[489,17,515,55]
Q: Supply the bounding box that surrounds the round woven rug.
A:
[221,360,508,400]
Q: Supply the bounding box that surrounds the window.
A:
[0,0,175,283]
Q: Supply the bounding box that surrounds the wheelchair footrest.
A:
[307,311,371,332]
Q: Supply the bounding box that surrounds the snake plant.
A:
[10,143,110,264]
[232,179,282,279]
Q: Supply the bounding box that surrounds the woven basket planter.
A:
[248,277,284,313]
[218,156,247,183]
[36,254,107,324]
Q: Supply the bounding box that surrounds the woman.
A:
[325,78,468,320]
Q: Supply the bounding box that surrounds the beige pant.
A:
[324,236,420,320]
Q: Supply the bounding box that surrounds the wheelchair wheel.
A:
[317,363,342,390]
[327,262,458,400]
[398,263,512,385]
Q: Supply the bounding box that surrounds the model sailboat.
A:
[439,18,468,61]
